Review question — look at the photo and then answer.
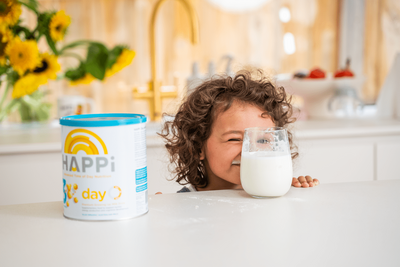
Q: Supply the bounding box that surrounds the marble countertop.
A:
[0,180,399,267]
[1,118,400,154]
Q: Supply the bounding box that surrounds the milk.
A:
[240,152,293,197]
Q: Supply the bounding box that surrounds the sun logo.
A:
[64,129,108,155]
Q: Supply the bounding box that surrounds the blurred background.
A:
[7,0,399,120]
[1,0,400,205]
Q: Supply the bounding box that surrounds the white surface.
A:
[376,136,400,180]
[0,146,181,206]
[0,152,62,204]
[0,180,399,267]
[294,137,375,183]
[292,118,400,139]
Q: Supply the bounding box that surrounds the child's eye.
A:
[228,139,241,142]
[257,139,270,144]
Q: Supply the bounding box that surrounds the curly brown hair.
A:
[159,69,297,188]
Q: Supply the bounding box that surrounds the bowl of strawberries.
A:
[276,60,364,119]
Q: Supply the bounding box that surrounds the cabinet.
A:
[0,144,181,206]
[376,136,400,180]
[294,136,400,182]
[294,138,375,183]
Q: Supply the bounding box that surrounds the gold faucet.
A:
[133,0,199,121]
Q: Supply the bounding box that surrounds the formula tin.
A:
[59,113,148,221]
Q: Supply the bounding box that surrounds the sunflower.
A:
[12,73,47,99]
[69,73,95,86]
[49,10,71,42]
[33,53,61,79]
[6,37,40,75]
[0,26,13,65]
[105,49,136,77]
[0,0,21,27]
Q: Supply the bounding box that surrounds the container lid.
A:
[59,113,147,127]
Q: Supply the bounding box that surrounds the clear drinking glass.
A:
[240,127,293,198]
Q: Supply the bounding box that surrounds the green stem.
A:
[29,24,39,40]
[0,82,12,111]
[0,99,20,122]
[59,40,107,54]
[18,1,39,15]
[59,52,85,62]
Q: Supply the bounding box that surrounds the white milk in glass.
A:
[240,152,293,197]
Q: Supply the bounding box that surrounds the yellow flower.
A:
[105,49,135,77]
[12,73,47,99]
[33,53,61,80]
[6,37,40,75]
[0,27,13,65]
[49,10,71,42]
[0,0,21,27]
[69,73,95,86]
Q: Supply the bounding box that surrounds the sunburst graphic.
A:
[64,129,108,155]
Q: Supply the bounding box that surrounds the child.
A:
[158,69,319,193]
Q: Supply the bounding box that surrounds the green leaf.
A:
[65,63,86,81]
[27,0,39,9]
[85,43,109,80]
[35,11,58,52]
[12,25,33,39]
[36,12,56,44]
[36,12,52,34]
[106,45,125,69]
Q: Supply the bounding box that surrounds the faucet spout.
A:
[150,0,200,81]
[133,0,199,121]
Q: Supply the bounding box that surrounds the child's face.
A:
[200,101,275,188]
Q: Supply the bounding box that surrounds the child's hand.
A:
[292,176,319,188]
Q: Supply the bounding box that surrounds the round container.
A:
[59,113,148,221]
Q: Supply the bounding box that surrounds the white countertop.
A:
[0,180,399,267]
[1,118,400,154]
[293,118,400,139]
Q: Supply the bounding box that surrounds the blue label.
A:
[135,167,147,185]
[136,183,147,192]
[63,179,67,204]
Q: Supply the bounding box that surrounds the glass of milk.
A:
[240,127,293,198]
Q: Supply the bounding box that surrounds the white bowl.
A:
[275,75,365,119]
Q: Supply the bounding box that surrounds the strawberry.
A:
[308,68,326,79]
[334,58,354,78]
